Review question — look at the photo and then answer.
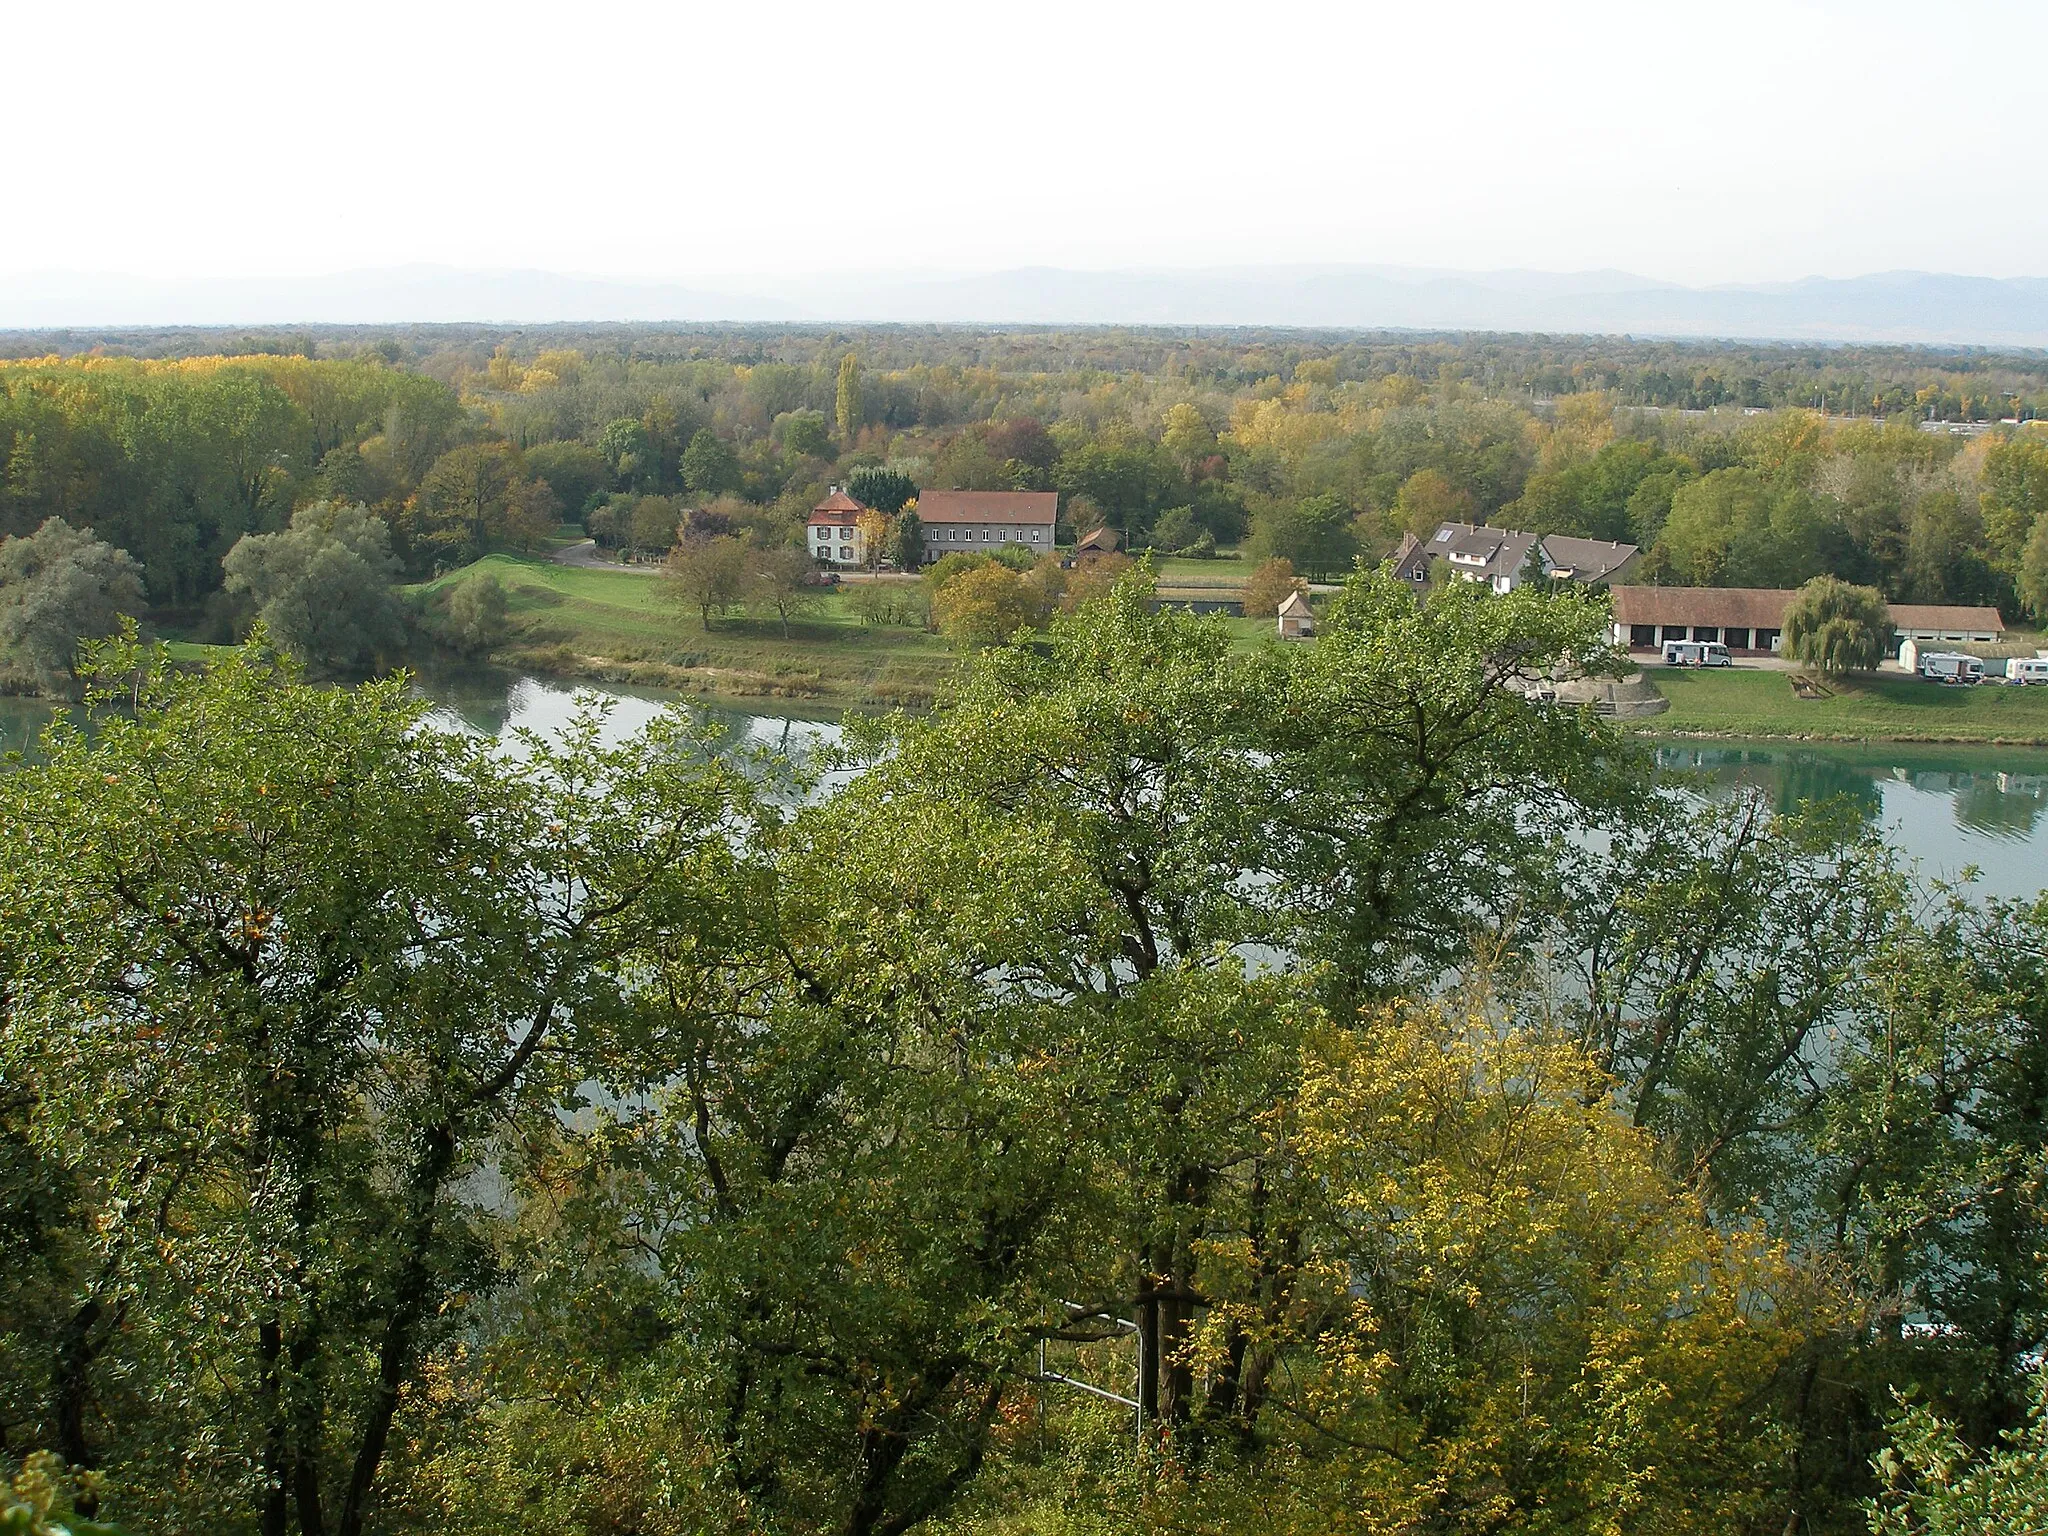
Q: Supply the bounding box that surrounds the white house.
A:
[808,489,869,568]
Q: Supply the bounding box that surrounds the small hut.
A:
[1074,526,1121,561]
[1277,589,1315,640]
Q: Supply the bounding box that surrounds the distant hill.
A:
[5,263,2046,346]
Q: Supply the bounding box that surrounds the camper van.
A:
[1662,639,1732,668]
[2006,655,2048,686]
[1918,652,1985,685]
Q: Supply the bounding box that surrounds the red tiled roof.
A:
[915,489,1058,525]
[1889,604,2006,631]
[808,507,861,528]
[813,490,866,514]
[1609,586,1797,629]
[1610,586,2005,634]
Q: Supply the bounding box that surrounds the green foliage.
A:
[0,518,146,695]
[779,408,833,459]
[1784,573,1891,673]
[438,570,509,655]
[1149,504,1201,552]
[1248,491,1357,579]
[835,351,864,442]
[1869,1375,2048,1536]
[2022,510,2048,620]
[222,500,404,673]
[0,639,751,1536]
[1,1454,122,1536]
[848,465,919,516]
[1658,466,1841,587]
[679,428,740,496]
[417,441,520,562]
[890,506,924,567]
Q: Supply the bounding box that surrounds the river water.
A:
[5,671,2045,902]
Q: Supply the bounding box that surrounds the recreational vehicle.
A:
[1662,639,1732,667]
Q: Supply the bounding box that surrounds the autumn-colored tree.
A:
[1241,555,1306,618]
[1393,467,1477,540]
[855,508,890,570]
[664,534,750,630]
[1161,402,1216,473]
[931,560,1034,648]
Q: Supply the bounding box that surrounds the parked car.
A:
[1662,639,1732,667]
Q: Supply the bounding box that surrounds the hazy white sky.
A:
[10,0,2043,285]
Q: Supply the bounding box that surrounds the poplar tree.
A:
[835,351,863,443]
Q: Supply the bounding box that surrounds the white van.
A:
[2007,656,2048,686]
[1662,639,1732,667]
[1919,652,1984,685]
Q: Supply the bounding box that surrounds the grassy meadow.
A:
[1646,664,2048,744]
[414,556,958,707]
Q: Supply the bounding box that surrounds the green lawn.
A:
[1645,665,2048,744]
[412,556,957,707]
[1146,553,1249,588]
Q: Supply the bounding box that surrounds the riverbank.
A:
[1642,665,2048,745]
[414,555,1288,708]
[415,555,960,707]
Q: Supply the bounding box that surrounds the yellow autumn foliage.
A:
[1180,1002,1839,1536]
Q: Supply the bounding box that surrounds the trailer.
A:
[2006,656,2048,686]
[1918,652,1985,685]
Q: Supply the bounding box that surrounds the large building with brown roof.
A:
[1608,586,2004,654]
[1392,523,1638,594]
[914,490,1058,562]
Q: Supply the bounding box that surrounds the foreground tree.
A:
[222,500,405,674]
[0,518,146,696]
[1869,1373,2048,1536]
[1784,574,1891,674]
[0,640,748,1536]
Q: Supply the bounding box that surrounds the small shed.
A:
[1075,526,1121,560]
[1277,589,1315,640]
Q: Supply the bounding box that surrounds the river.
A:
[5,671,2045,902]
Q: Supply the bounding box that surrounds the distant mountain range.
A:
[6,263,2048,347]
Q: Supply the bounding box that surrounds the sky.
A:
[9,0,2044,287]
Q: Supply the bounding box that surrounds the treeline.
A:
[4,577,2045,1536]
[5,333,2048,667]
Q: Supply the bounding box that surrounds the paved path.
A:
[552,539,659,574]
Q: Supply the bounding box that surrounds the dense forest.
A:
[2,328,2047,667]
[4,577,2047,1536]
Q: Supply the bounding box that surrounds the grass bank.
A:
[1644,665,2048,745]
[412,556,958,708]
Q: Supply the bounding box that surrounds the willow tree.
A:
[1782,574,1890,674]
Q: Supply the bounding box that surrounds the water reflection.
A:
[408,665,845,776]
[1655,743,2048,898]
